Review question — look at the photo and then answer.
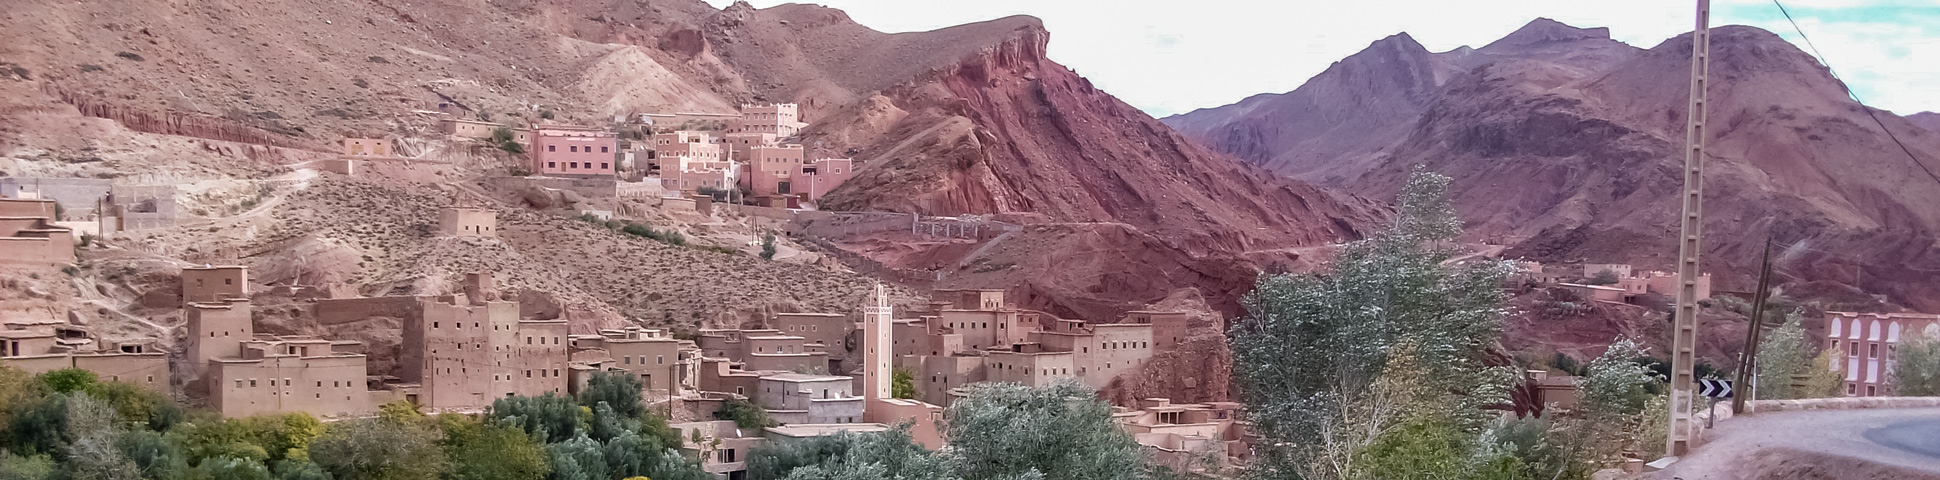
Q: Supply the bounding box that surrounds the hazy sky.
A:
[703,0,1938,117]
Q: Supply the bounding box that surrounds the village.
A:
[7,92,1940,478]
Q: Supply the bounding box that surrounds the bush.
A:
[759,233,777,261]
[1587,269,1620,285]
[714,398,773,429]
[310,417,448,480]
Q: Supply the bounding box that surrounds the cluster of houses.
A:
[1516,261,1715,304]
[431,103,856,209]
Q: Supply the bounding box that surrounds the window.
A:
[626,356,632,365]
[549,145,556,152]
[1848,383,1857,395]
[570,146,579,152]
[570,162,579,168]
[657,355,664,365]
[224,278,233,285]
[1868,386,1877,396]
[601,146,609,153]
[249,380,257,387]
[1871,344,1880,358]
[434,322,440,328]
[600,163,608,169]
[548,162,556,168]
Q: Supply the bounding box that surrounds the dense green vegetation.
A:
[1230,168,1676,480]
[0,366,703,480]
[746,381,1164,480]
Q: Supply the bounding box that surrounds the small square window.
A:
[549,145,556,152]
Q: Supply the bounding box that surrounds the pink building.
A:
[529,127,618,177]
[1827,312,1940,397]
[746,146,854,202]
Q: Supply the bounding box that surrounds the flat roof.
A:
[0,330,55,339]
[1557,283,1626,292]
[759,372,851,383]
[183,265,247,270]
[765,423,890,438]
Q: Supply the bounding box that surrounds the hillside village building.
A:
[1828,311,1940,397]
[99,185,179,233]
[0,198,74,265]
[341,138,391,156]
[437,195,497,238]
[181,265,248,304]
[0,312,166,393]
[529,126,618,177]
[1114,399,1252,473]
[440,119,530,144]
[729,103,808,138]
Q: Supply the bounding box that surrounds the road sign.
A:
[1699,379,1733,398]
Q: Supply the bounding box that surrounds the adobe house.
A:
[1558,283,1626,303]
[756,373,864,424]
[0,327,168,394]
[341,138,391,156]
[439,119,529,143]
[208,337,374,418]
[1113,399,1251,473]
[437,195,496,238]
[0,198,73,265]
[1583,263,1633,279]
[570,326,699,396]
[747,144,805,197]
[1123,311,1192,353]
[181,265,248,304]
[528,126,618,177]
[772,312,850,367]
[796,157,855,202]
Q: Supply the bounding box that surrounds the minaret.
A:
[863,283,893,402]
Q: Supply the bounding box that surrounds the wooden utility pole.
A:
[1668,0,1712,457]
[1733,237,1776,414]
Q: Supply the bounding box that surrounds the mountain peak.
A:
[1482,17,1612,51]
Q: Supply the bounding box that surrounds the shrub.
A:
[759,233,777,261]
[715,398,773,429]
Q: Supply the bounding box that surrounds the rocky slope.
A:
[1166,19,1940,310]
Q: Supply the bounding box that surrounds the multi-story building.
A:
[529,127,618,177]
[729,104,808,138]
[208,337,373,417]
[572,327,699,395]
[1828,311,1940,397]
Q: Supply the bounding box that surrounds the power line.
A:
[1770,0,1940,189]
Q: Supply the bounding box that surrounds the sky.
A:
[702,0,1940,117]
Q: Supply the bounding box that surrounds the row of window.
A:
[1838,339,1893,359]
[784,325,821,332]
[234,378,355,389]
[622,355,665,365]
[547,145,612,153]
[545,161,610,170]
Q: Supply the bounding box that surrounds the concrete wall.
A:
[72,353,169,393]
[0,198,58,218]
[106,185,177,232]
[774,313,850,358]
[319,158,357,175]
[0,178,111,216]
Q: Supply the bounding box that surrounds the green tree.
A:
[271,458,333,480]
[118,429,190,479]
[309,417,448,480]
[0,365,41,431]
[443,415,550,480]
[1754,311,1812,400]
[34,369,97,394]
[772,427,956,480]
[715,397,773,429]
[491,393,586,443]
[544,434,609,480]
[760,233,778,261]
[943,381,1142,480]
[1578,338,1659,419]
[1230,167,1515,479]
[1587,269,1620,286]
[6,394,68,456]
[0,450,56,480]
[890,367,918,400]
[1894,338,1940,396]
[62,393,140,480]
[747,431,857,480]
[1801,348,1845,398]
[191,456,273,480]
[579,371,646,420]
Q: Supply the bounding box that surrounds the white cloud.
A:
[704,0,1940,116]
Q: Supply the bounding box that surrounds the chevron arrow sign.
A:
[1698,379,1733,398]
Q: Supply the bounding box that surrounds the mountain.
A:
[0,0,1376,333]
[1912,112,1940,132]
[1164,19,1940,310]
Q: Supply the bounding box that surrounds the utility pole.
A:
[1733,237,1776,414]
[1668,0,1712,458]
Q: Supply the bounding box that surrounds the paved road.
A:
[1866,418,1940,459]
[1657,407,1940,479]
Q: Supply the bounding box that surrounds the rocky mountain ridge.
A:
[1164,18,1940,311]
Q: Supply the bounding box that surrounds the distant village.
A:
[6,102,1937,478]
